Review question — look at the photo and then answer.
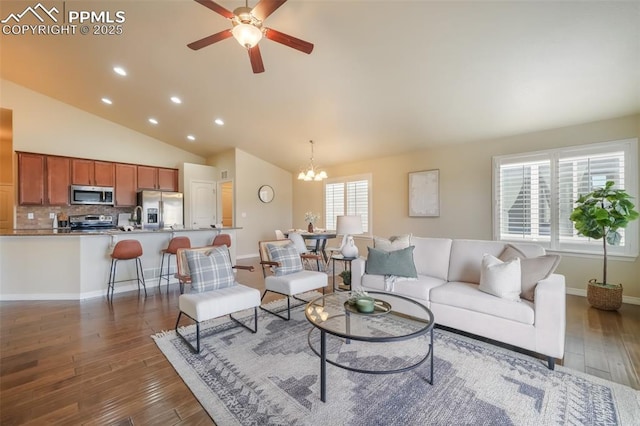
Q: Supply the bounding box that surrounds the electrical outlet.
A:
[28,213,34,219]
[49,213,56,219]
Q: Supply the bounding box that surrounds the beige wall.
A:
[1,79,204,168]
[294,114,640,300]
[233,149,293,257]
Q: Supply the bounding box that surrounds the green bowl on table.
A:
[355,297,375,313]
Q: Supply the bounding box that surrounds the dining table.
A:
[285,231,337,263]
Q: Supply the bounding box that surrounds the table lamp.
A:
[336,215,363,258]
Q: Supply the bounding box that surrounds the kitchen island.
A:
[0,227,240,300]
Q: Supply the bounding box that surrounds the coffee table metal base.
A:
[307,326,434,402]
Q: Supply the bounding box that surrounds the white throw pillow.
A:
[373,234,412,252]
[479,254,521,302]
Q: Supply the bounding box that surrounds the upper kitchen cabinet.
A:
[71,159,114,187]
[46,156,71,205]
[137,166,178,191]
[18,152,45,205]
[158,168,178,191]
[115,163,137,206]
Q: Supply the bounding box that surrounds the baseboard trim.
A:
[566,287,640,305]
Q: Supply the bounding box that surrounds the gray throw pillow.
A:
[365,246,418,278]
[499,244,561,301]
[267,243,303,276]
[185,246,235,293]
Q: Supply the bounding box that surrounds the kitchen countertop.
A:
[0,227,241,236]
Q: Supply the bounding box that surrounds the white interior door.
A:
[190,180,216,229]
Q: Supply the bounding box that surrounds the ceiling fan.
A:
[187,0,314,73]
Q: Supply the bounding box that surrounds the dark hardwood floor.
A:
[1,257,638,424]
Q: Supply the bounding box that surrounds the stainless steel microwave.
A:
[70,185,115,205]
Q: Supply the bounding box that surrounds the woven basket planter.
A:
[587,279,623,311]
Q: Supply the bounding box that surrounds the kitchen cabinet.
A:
[46,156,71,205]
[137,166,178,191]
[115,163,137,206]
[18,152,45,205]
[137,166,157,190]
[158,168,178,191]
[71,159,114,187]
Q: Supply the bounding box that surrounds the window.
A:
[493,139,638,257]
[324,174,371,233]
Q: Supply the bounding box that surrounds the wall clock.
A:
[258,185,274,203]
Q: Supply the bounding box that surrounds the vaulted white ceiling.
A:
[1,0,639,172]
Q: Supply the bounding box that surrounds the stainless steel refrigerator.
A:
[137,191,184,229]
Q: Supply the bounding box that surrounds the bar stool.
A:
[211,233,231,247]
[158,236,191,293]
[107,240,146,302]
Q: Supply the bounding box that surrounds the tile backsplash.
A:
[16,205,134,229]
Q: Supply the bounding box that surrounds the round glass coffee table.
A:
[305,291,434,402]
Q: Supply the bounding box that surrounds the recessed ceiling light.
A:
[170,96,182,104]
[187,135,196,141]
[214,118,224,126]
[101,98,112,105]
[113,66,127,76]
[148,118,158,125]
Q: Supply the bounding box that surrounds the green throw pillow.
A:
[365,246,418,278]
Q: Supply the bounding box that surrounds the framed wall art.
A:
[409,169,440,217]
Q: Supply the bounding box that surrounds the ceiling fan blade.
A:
[265,28,314,54]
[193,0,234,19]
[248,46,265,73]
[187,29,232,50]
[251,0,287,21]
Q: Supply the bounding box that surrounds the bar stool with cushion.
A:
[107,239,146,302]
[158,236,191,292]
[211,233,231,247]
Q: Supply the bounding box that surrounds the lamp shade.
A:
[336,215,363,236]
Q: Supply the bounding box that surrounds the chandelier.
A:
[297,140,328,181]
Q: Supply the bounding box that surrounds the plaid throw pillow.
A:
[185,246,235,293]
[267,243,303,276]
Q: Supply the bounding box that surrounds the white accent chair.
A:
[174,246,260,353]
[258,239,328,320]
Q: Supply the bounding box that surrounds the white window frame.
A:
[493,138,638,258]
[324,173,372,235]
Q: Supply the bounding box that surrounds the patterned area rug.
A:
[153,295,640,425]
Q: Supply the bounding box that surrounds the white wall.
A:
[1,79,204,167]
[233,149,293,257]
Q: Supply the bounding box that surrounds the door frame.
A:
[217,179,234,228]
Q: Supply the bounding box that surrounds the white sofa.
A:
[351,237,565,369]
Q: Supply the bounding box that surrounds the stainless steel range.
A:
[69,214,116,231]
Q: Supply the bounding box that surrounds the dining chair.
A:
[289,232,323,271]
[275,229,286,240]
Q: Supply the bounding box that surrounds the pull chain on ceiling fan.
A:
[187,0,314,73]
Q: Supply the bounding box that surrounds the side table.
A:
[331,254,356,292]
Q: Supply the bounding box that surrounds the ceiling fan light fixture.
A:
[232,23,263,48]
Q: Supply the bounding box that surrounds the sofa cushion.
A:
[373,234,412,251]
[267,243,303,276]
[365,246,418,278]
[431,281,534,325]
[411,237,452,280]
[499,244,561,301]
[185,246,235,293]
[479,254,521,302]
[361,273,445,302]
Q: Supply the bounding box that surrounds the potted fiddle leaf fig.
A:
[569,181,639,310]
